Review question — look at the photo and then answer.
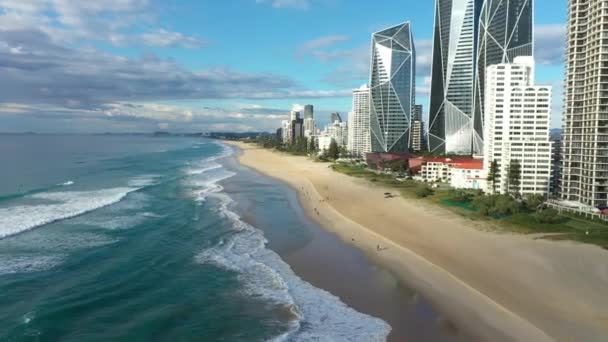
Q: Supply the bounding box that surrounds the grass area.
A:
[331,163,608,250]
[330,163,420,198]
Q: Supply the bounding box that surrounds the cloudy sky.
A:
[0,0,566,133]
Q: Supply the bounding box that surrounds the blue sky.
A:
[0,0,567,133]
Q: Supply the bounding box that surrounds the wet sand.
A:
[225,141,608,342]
[222,153,474,341]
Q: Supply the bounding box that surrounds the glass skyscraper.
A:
[472,0,533,154]
[369,22,416,153]
[428,0,533,155]
[428,0,482,154]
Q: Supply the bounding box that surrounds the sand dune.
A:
[225,141,608,342]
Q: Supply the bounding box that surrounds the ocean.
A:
[0,134,392,341]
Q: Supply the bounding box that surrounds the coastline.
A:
[224,140,608,342]
[221,151,475,341]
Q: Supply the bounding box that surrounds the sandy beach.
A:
[225,141,608,342]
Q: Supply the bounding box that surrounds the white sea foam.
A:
[58,181,74,186]
[0,187,137,239]
[194,167,391,341]
[73,211,159,230]
[185,162,222,176]
[0,255,65,275]
[0,230,118,252]
[127,175,160,188]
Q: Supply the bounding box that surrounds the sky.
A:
[0,0,567,133]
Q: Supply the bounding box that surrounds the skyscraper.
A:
[369,22,416,153]
[428,0,482,154]
[348,85,371,157]
[561,0,608,208]
[330,112,342,124]
[303,105,316,137]
[472,0,533,154]
[304,105,314,120]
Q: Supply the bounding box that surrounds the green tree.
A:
[328,139,340,160]
[308,136,317,153]
[487,160,500,194]
[507,159,521,197]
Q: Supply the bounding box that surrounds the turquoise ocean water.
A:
[0,134,389,341]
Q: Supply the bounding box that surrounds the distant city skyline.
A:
[0,0,566,133]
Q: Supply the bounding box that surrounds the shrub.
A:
[446,189,474,203]
[472,194,522,217]
[494,195,523,216]
[415,185,434,198]
[534,208,563,224]
[524,194,545,212]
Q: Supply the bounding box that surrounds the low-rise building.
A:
[450,160,486,190]
[411,157,484,189]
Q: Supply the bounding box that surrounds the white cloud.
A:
[256,0,311,10]
[0,0,200,48]
[535,24,566,65]
[141,29,206,49]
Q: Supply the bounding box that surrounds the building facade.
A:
[411,104,424,152]
[473,0,534,154]
[561,0,608,208]
[483,57,552,196]
[550,130,562,196]
[348,85,372,157]
[369,22,416,153]
[428,0,482,154]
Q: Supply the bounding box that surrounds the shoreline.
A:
[221,152,474,341]
[224,140,608,342]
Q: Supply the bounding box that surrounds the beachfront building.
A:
[550,131,562,196]
[450,159,486,190]
[560,0,608,208]
[411,104,424,152]
[472,0,534,155]
[369,22,416,153]
[412,157,482,186]
[303,105,316,138]
[280,120,290,143]
[428,0,482,154]
[348,85,372,157]
[483,57,552,196]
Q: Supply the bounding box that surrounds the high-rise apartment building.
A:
[369,22,416,153]
[348,85,372,157]
[561,0,608,207]
[281,120,290,143]
[411,104,424,152]
[483,57,552,196]
[428,0,482,154]
[473,0,534,154]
